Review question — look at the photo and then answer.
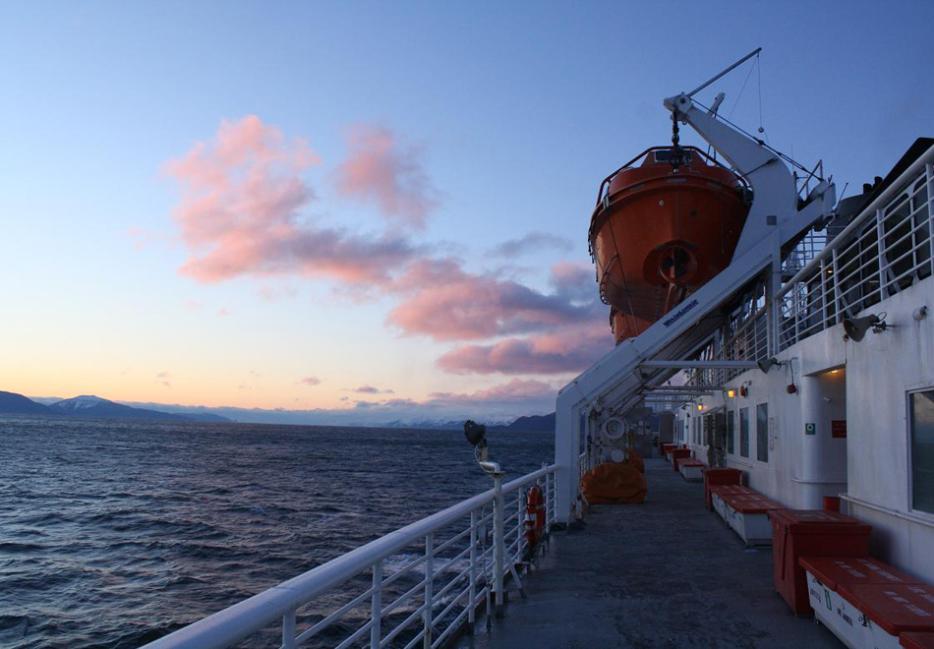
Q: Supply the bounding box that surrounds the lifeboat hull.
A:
[590,147,749,343]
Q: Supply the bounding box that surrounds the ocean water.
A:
[0,416,552,649]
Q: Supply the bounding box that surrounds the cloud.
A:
[166,116,416,285]
[386,259,596,341]
[490,232,573,257]
[156,371,172,388]
[300,376,321,386]
[427,379,557,405]
[436,322,609,375]
[353,385,394,394]
[335,125,438,228]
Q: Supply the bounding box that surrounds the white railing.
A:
[777,149,934,350]
[142,464,558,649]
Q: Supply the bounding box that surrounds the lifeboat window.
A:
[653,149,692,164]
[909,388,934,514]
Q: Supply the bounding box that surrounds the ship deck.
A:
[455,458,842,649]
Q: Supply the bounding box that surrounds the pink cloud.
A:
[300,376,321,386]
[386,259,596,341]
[427,379,557,406]
[166,116,416,284]
[436,322,609,375]
[335,125,438,228]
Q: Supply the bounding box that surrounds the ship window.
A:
[909,389,934,514]
[726,411,735,454]
[756,403,769,463]
[739,408,749,458]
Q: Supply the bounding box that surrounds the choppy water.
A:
[0,416,552,649]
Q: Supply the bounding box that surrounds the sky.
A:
[0,1,931,424]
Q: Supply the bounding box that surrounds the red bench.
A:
[661,443,678,461]
[771,510,871,615]
[676,457,705,481]
[703,467,744,511]
[709,484,783,545]
[902,632,934,649]
[800,556,934,648]
[670,448,691,471]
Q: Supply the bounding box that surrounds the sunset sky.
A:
[1,2,931,423]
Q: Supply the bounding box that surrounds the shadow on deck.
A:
[454,458,842,649]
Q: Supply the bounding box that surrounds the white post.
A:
[876,208,889,301]
[542,463,552,530]
[554,394,581,524]
[282,609,296,649]
[468,510,477,626]
[926,163,933,277]
[832,247,843,323]
[492,474,505,612]
[370,560,382,649]
[423,533,433,648]
[515,488,524,563]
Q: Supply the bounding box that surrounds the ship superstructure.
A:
[140,51,934,649]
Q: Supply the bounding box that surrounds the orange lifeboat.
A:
[589,146,750,343]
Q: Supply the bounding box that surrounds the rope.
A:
[727,55,756,121]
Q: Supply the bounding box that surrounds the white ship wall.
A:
[674,276,934,583]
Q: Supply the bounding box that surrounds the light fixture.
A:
[843,312,887,342]
[697,404,703,411]
[727,389,736,398]
[757,357,780,373]
[464,420,501,475]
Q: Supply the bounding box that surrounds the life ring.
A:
[524,485,546,547]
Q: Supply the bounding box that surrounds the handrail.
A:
[776,142,934,300]
[142,464,558,649]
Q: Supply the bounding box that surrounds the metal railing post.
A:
[492,474,505,613]
[370,560,382,649]
[515,488,524,563]
[876,208,889,300]
[543,464,552,530]
[423,533,434,648]
[282,609,296,649]
[926,163,934,277]
[468,510,477,627]
[832,247,843,324]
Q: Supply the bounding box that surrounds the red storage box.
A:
[849,583,934,636]
[703,468,743,511]
[670,448,691,471]
[902,632,934,649]
[798,556,920,596]
[769,509,872,615]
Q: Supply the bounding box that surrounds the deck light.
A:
[697,404,703,411]
[464,420,502,475]
[757,357,780,373]
[843,313,886,341]
[727,389,736,398]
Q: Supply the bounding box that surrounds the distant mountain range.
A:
[0,389,553,430]
[0,392,230,423]
[498,412,555,432]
